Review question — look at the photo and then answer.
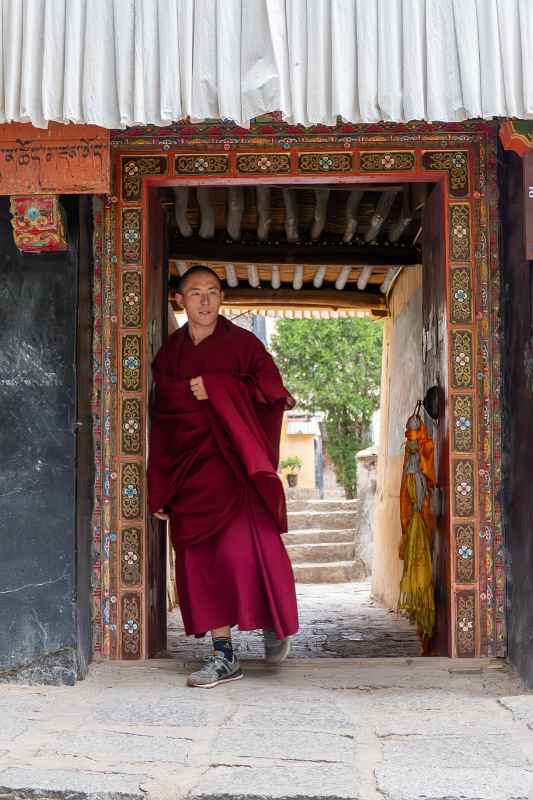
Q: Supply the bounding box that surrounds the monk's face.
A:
[176,272,223,328]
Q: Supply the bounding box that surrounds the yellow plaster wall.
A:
[372,266,423,609]
[279,421,316,489]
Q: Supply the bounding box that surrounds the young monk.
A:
[147,265,299,688]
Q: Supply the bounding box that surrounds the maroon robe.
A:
[147,316,299,639]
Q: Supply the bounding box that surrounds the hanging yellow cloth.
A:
[398,414,436,642]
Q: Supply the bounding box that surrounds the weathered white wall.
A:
[372,267,423,609]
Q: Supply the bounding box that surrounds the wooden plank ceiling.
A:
[167,182,426,315]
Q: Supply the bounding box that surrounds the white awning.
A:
[1,0,532,130]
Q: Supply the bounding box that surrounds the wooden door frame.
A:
[90,120,504,660]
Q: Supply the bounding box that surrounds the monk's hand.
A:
[154,509,170,521]
[190,376,208,401]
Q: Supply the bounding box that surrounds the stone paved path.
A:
[0,656,531,800]
[167,581,421,661]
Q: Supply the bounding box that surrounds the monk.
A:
[147,265,299,688]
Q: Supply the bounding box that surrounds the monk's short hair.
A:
[177,265,222,294]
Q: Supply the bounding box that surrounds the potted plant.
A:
[280,456,303,488]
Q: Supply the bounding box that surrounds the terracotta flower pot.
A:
[287,473,298,488]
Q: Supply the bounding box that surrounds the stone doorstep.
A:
[287,499,359,513]
[283,528,357,545]
[286,541,356,563]
[165,655,509,672]
[287,510,358,531]
[293,561,360,583]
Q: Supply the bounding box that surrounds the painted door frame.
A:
[90,121,503,661]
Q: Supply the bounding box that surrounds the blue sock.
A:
[212,635,233,661]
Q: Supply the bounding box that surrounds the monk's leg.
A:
[187,624,242,689]
[211,625,233,660]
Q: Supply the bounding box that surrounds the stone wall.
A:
[0,197,92,685]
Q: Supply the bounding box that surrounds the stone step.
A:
[282,528,356,546]
[286,541,356,563]
[287,510,357,531]
[292,560,360,583]
[287,498,358,513]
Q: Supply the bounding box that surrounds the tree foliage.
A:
[270,318,383,498]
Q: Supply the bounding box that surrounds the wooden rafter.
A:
[365,190,399,242]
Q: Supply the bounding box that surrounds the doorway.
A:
[147,178,447,661]
[90,122,503,661]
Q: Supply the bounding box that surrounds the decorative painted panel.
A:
[121,592,142,658]
[451,330,473,388]
[360,151,415,171]
[456,591,476,656]
[455,524,475,583]
[121,271,143,328]
[449,204,471,261]
[93,198,121,660]
[121,334,142,391]
[122,157,167,201]
[450,267,473,324]
[90,121,503,662]
[101,531,119,656]
[453,459,475,517]
[422,151,469,197]
[236,153,290,174]
[297,152,352,173]
[452,395,474,452]
[121,462,143,520]
[175,154,229,174]
[121,398,142,455]
[10,195,68,252]
[121,209,142,264]
[121,527,143,587]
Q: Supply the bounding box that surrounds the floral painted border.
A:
[91,122,503,659]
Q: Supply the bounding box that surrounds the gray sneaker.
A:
[187,652,243,688]
[263,629,291,664]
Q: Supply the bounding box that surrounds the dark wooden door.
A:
[422,183,450,656]
[146,189,169,657]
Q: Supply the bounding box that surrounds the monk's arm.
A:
[245,339,295,408]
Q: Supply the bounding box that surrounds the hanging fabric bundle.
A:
[398,406,436,650]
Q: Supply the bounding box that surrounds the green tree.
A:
[270,318,383,498]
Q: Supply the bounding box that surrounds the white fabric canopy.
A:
[1,0,532,129]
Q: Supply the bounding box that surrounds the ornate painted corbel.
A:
[9,195,68,253]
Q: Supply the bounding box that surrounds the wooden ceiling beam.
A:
[343,189,364,243]
[388,188,413,243]
[196,187,215,239]
[282,188,298,242]
[365,190,399,243]
[170,241,420,266]
[380,266,402,294]
[221,287,386,311]
[357,265,373,290]
[311,188,330,240]
[173,187,192,238]
[227,187,244,241]
[256,186,272,241]
[313,265,327,288]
